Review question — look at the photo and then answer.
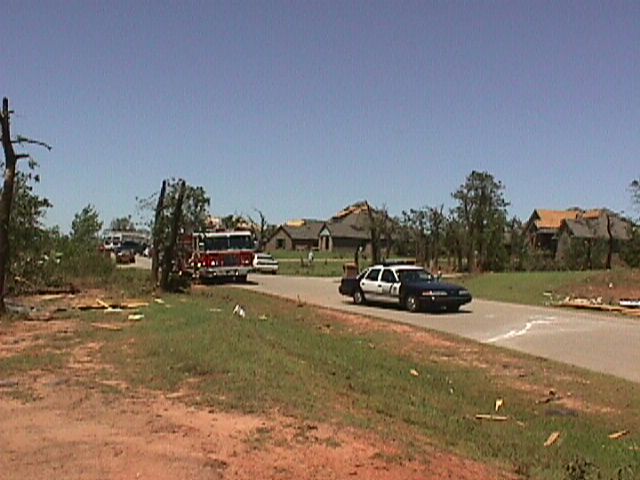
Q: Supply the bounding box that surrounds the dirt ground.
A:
[0,299,514,480]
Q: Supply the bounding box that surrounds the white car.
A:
[252,253,279,274]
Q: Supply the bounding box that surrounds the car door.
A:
[378,269,399,303]
[359,268,382,300]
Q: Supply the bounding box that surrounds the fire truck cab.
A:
[190,230,255,282]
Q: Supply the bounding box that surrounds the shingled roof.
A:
[279,219,325,240]
[562,214,631,241]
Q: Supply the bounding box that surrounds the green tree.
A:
[0,98,52,305]
[70,204,102,246]
[8,172,53,291]
[402,205,447,269]
[452,171,509,271]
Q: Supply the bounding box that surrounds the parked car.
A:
[339,262,471,313]
[115,245,136,264]
[252,253,279,274]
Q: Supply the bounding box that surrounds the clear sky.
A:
[3,1,639,231]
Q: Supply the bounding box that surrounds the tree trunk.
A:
[0,98,18,314]
[151,180,166,287]
[366,202,380,264]
[606,214,613,270]
[160,180,186,291]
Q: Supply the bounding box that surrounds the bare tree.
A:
[605,212,613,270]
[0,98,50,313]
[160,180,186,291]
[365,201,381,264]
[151,180,166,287]
[249,208,274,251]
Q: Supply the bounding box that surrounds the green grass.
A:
[93,287,640,479]
[458,271,596,305]
[275,257,347,277]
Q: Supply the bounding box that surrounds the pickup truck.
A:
[339,263,471,313]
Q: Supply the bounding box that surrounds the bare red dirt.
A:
[0,313,517,480]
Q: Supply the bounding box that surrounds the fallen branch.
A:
[544,431,561,447]
[475,414,508,421]
[608,430,630,440]
[91,322,123,331]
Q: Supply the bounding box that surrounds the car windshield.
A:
[397,269,433,283]
[202,234,253,251]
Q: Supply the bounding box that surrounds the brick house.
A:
[265,219,325,251]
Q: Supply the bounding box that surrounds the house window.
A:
[276,238,285,249]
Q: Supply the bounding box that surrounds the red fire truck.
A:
[188,230,255,282]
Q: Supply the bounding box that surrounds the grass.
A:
[276,257,347,277]
[458,271,596,305]
[90,287,640,479]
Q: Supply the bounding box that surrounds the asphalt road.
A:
[240,274,640,383]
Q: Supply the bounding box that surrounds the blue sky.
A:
[3,1,639,231]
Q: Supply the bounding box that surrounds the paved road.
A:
[240,275,640,383]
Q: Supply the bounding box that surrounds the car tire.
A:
[447,305,460,313]
[353,289,366,305]
[404,294,419,313]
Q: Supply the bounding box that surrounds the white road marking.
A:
[486,316,556,343]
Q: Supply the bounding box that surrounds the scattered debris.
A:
[557,296,640,317]
[409,369,419,377]
[296,295,305,307]
[495,398,504,412]
[536,389,562,404]
[154,298,166,304]
[209,308,222,313]
[233,304,246,318]
[104,308,123,314]
[619,299,640,309]
[91,323,123,331]
[544,431,561,447]
[474,414,508,421]
[608,430,630,440]
[0,380,18,388]
[77,300,150,311]
[258,314,268,321]
[96,298,110,308]
[127,314,145,321]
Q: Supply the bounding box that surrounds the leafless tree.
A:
[151,180,167,287]
[0,98,51,313]
[160,180,186,291]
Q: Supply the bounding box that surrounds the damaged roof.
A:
[562,215,632,241]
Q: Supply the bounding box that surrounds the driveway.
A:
[240,275,640,383]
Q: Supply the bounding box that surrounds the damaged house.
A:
[555,210,632,266]
[524,208,632,267]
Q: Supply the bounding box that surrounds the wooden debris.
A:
[127,314,144,321]
[475,414,508,421]
[557,297,640,317]
[91,323,123,331]
[536,389,561,404]
[96,298,110,308]
[77,300,149,311]
[544,431,561,447]
[608,430,630,440]
[122,301,150,309]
